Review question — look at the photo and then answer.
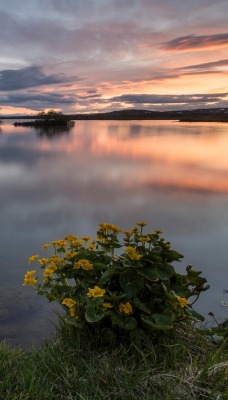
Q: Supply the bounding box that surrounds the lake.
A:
[0,119,228,347]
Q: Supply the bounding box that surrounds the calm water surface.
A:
[0,120,228,347]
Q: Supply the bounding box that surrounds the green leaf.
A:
[148,283,164,295]
[65,316,84,328]
[93,263,107,271]
[111,312,137,330]
[120,269,144,297]
[51,285,72,295]
[137,266,159,281]
[85,306,106,323]
[130,328,148,342]
[157,263,175,280]
[133,297,151,314]
[188,309,205,322]
[141,314,173,331]
[168,250,184,261]
[98,268,118,286]
[36,286,48,295]
[152,313,173,328]
[153,246,162,252]
[220,318,228,330]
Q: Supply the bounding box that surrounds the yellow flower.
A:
[74,240,84,247]
[154,229,163,234]
[23,270,38,286]
[28,255,39,264]
[62,298,77,308]
[87,286,106,298]
[65,251,78,260]
[137,221,147,227]
[64,234,78,242]
[39,258,50,266]
[88,242,96,250]
[42,244,50,250]
[50,255,66,265]
[139,236,150,242]
[123,230,132,237]
[119,302,133,315]
[98,223,109,231]
[98,223,121,233]
[51,240,67,247]
[73,259,93,270]
[82,262,93,270]
[177,296,189,308]
[43,265,56,278]
[69,307,76,317]
[96,234,108,243]
[73,261,81,269]
[81,236,92,242]
[102,302,113,308]
[125,246,143,261]
[109,224,122,233]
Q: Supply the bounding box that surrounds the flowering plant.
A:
[23,222,208,340]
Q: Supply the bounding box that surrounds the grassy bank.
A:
[0,323,227,400]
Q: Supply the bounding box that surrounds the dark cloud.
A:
[164,33,228,51]
[77,94,102,100]
[87,89,98,94]
[0,92,75,111]
[110,93,228,105]
[181,59,228,70]
[0,66,80,91]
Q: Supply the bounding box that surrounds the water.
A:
[0,120,228,347]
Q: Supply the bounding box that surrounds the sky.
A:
[0,0,227,115]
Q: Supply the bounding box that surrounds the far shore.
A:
[1,107,228,123]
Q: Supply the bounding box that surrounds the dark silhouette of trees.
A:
[14,110,75,127]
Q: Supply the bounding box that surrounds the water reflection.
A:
[35,125,72,139]
[0,120,228,346]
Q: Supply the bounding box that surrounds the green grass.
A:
[0,324,227,400]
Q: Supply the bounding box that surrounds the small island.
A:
[13,110,75,127]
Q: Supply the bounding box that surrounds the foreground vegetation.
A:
[1,221,227,399]
[0,323,227,400]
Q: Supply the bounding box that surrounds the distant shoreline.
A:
[1,107,228,123]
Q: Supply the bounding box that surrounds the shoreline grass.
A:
[0,323,227,400]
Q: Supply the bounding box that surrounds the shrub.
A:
[23,222,209,342]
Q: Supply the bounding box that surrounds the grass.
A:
[0,323,227,400]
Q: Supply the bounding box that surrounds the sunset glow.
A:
[0,0,227,115]
[6,120,228,194]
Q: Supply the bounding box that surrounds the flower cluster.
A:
[23,222,208,338]
[23,270,38,286]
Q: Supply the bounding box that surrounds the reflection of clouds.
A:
[1,121,228,193]
[0,120,228,342]
[0,162,23,181]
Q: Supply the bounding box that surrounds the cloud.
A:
[77,94,102,100]
[181,59,228,70]
[164,33,228,51]
[110,93,228,105]
[0,92,76,111]
[0,66,80,91]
